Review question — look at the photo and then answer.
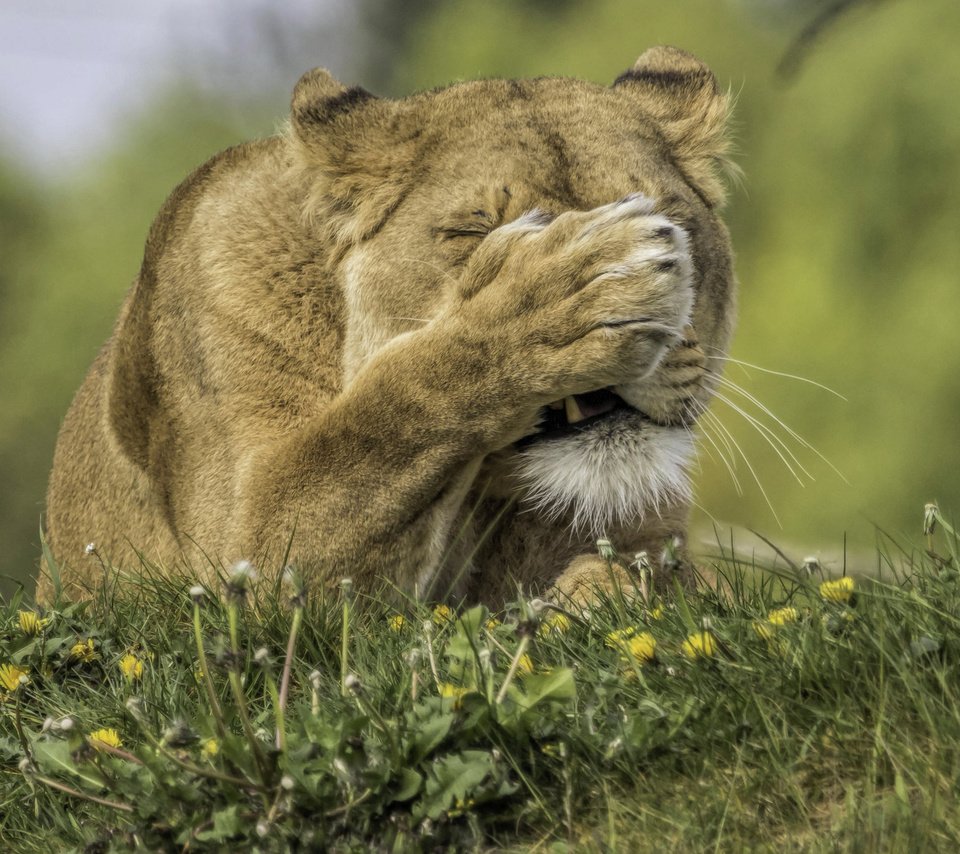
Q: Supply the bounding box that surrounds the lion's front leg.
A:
[238,195,693,599]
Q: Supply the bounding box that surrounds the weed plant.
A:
[2,506,960,851]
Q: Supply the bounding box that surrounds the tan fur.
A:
[40,47,737,606]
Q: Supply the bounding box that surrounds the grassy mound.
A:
[3,515,960,851]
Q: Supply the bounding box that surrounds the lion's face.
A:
[292,49,736,535]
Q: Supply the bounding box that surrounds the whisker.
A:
[396,255,461,288]
[711,385,813,485]
[697,402,739,469]
[698,412,744,495]
[712,376,848,484]
[700,348,847,401]
[702,408,782,527]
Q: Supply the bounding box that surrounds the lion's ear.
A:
[289,68,418,244]
[614,47,734,207]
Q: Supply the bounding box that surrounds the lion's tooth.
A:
[548,400,564,411]
[564,395,586,424]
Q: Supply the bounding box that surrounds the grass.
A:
[2,510,960,852]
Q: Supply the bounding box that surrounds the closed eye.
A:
[434,225,490,240]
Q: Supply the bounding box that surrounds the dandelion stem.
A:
[276,605,302,750]
[424,634,441,690]
[31,773,134,812]
[86,740,144,766]
[227,602,271,785]
[340,596,350,697]
[496,635,531,704]
[193,601,228,740]
[260,666,285,754]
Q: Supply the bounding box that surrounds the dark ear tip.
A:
[291,67,377,126]
[614,45,718,92]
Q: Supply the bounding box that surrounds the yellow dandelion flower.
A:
[604,626,637,648]
[119,653,144,682]
[201,738,220,759]
[517,653,534,675]
[768,607,799,625]
[69,638,98,663]
[447,796,477,817]
[820,577,855,603]
[0,663,29,692]
[438,682,470,706]
[431,604,453,626]
[649,604,664,621]
[622,632,657,664]
[681,631,717,660]
[485,616,502,631]
[17,610,48,636]
[88,728,122,751]
[388,614,406,632]
[539,612,570,635]
[752,620,775,641]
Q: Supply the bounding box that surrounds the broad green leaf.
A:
[391,767,422,803]
[410,711,453,761]
[517,667,576,710]
[195,805,242,842]
[31,739,107,790]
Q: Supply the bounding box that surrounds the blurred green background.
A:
[2,0,957,597]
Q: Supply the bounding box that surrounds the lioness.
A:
[40,46,736,605]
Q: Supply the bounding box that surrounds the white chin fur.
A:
[514,413,693,537]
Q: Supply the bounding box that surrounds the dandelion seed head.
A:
[596,538,616,560]
[125,697,146,719]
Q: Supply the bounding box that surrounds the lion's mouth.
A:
[518,388,645,446]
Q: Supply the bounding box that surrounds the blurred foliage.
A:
[1,0,958,595]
